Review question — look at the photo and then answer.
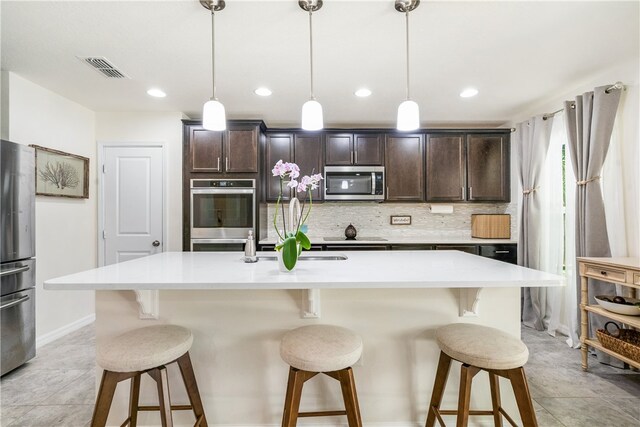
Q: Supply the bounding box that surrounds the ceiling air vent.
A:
[77,56,129,79]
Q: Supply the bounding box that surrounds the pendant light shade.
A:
[301,99,323,131]
[203,99,226,131]
[397,100,420,131]
[395,0,420,131]
[201,0,226,131]
[300,0,323,131]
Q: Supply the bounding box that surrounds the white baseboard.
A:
[36,313,96,348]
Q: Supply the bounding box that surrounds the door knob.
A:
[152,240,160,247]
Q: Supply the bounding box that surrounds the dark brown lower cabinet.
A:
[385,134,424,201]
[434,245,479,255]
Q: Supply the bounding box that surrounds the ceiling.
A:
[2,1,638,128]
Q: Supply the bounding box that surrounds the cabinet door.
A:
[188,127,223,172]
[435,245,479,255]
[294,134,323,201]
[325,133,353,165]
[265,133,294,201]
[225,126,258,173]
[467,134,510,202]
[426,134,465,201]
[384,134,424,201]
[354,134,383,165]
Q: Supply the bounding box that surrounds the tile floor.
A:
[0,323,638,426]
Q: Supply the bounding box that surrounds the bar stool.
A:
[425,323,536,427]
[91,325,207,427]
[280,324,363,427]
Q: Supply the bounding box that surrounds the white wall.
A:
[95,112,184,252]
[2,72,97,344]
[510,57,640,257]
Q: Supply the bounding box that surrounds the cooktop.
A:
[323,237,388,242]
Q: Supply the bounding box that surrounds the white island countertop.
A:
[44,250,561,290]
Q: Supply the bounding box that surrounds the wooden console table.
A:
[578,257,640,370]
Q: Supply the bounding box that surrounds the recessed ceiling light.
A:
[460,88,479,98]
[355,88,372,98]
[146,88,166,98]
[254,87,272,97]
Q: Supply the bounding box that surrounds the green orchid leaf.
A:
[282,236,298,270]
[296,231,311,250]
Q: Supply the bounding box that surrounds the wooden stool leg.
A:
[338,367,363,427]
[425,351,453,427]
[488,373,503,427]
[92,370,131,427]
[456,364,480,427]
[177,352,208,427]
[282,367,306,427]
[508,368,537,427]
[148,367,174,427]
[128,374,141,427]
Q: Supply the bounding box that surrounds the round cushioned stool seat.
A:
[98,325,193,372]
[436,323,528,370]
[280,325,363,372]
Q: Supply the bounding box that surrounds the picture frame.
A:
[30,145,89,199]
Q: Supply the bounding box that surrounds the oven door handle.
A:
[190,189,255,194]
[0,295,30,310]
[0,265,30,277]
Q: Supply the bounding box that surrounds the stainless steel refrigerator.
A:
[1,139,36,376]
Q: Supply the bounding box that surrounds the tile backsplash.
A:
[266,202,518,239]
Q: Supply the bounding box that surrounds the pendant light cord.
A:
[211,9,216,100]
[309,10,315,100]
[405,10,410,101]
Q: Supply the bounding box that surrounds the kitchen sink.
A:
[323,237,388,242]
[256,255,348,261]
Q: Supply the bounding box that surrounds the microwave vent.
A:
[77,56,129,79]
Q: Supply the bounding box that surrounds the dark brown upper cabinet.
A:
[425,132,510,202]
[325,133,383,166]
[384,134,424,201]
[466,134,510,202]
[185,121,261,174]
[264,132,323,202]
[426,134,466,201]
[294,133,323,201]
[265,133,294,201]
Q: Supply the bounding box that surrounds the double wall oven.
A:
[190,179,256,251]
[1,140,36,376]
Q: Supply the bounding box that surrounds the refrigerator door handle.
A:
[0,294,30,310]
[0,265,30,277]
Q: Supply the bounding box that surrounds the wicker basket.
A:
[596,322,640,363]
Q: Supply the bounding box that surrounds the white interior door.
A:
[102,145,164,266]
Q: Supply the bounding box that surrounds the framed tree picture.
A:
[30,145,89,199]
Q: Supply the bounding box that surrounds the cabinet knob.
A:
[152,240,160,247]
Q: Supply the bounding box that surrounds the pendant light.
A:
[201,0,226,131]
[299,0,323,131]
[395,0,420,131]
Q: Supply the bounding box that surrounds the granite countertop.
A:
[43,250,560,291]
[258,236,517,245]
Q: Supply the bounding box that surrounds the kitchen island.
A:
[45,251,562,426]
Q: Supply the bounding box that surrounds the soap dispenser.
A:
[244,230,257,262]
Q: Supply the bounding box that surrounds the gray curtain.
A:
[565,85,621,364]
[516,116,554,330]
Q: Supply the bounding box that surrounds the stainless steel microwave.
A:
[323,166,385,201]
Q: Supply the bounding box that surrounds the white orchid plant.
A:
[272,160,323,270]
